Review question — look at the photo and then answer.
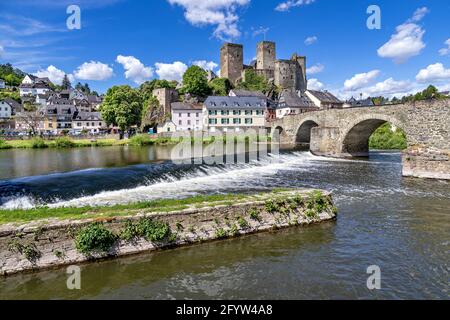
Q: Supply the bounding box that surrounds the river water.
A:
[0,145,448,299]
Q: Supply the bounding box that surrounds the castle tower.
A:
[220,43,243,85]
[292,54,307,93]
[256,41,276,71]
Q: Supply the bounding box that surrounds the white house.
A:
[0,99,22,118]
[19,75,52,97]
[276,90,318,119]
[157,121,177,133]
[0,100,12,118]
[203,96,267,133]
[72,112,106,134]
[171,102,203,132]
[305,90,344,110]
[0,79,5,89]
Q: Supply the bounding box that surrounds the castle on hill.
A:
[220,41,308,93]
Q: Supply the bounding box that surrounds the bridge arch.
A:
[340,114,407,157]
[295,120,320,145]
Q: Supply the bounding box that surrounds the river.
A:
[0,145,448,299]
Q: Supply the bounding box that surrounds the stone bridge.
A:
[271,99,450,180]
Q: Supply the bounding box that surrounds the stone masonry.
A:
[220,43,244,85]
[271,99,450,180]
[0,190,336,276]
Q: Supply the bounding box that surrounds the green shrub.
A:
[54,137,76,148]
[229,224,239,236]
[369,123,407,150]
[0,139,12,149]
[30,137,48,149]
[249,208,261,222]
[215,228,228,239]
[75,223,117,254]
[265,200,279,214]
[237,216,249,229]
[130,134,154,146]
[120,218,173,243]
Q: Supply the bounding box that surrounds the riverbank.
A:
[0,189,336,275]
[0,134,272,150]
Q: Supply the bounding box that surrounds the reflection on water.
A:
[0,147,449,299]
[0,145,175,180]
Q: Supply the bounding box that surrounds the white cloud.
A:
[344,70,380,91]
[306,63,324,75]
[304,36,317,46]
[73,61,114,81]
[308,78,324,90]
[193,60,218,71]
[116,55,153,84]
[377,8,428,63]
[364,78,414,97]
[438,39,450,56]
[167,0,250,40]
[275,0,315,12]
[252,26,270,38]
[155,61,188,82]
[409,7,429,22]
[416,63,450,83]
[34,65,74,85]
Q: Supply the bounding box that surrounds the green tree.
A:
[100,85,143,139]
[209,77,232,96]
[0,63,25,86]
[421,85,440,100]
[0,90,21,102]
[61,74,71,90]
[181,65,210,97]
[237,69,269,93]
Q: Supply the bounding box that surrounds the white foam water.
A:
[47,152,320,208]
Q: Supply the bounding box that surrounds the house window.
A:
[209,119,217,125]
[179,120,182,125]
[245,118,253,124]
[233,110,241,115]
[245,110,252,115]
[187,120,191,125]
[221,110,229,116]
[187,113,191,117]
[233,118,241,124]
[221,118,230,125]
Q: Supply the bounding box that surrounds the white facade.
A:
[171,104,203,131]
[0,101,12,118]
[0,79,5,89]
[157,121,177,133]
[20,87,51,97]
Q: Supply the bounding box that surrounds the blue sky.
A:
[0,0,449,98]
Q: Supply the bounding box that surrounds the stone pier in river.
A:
[271,99,450,180]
